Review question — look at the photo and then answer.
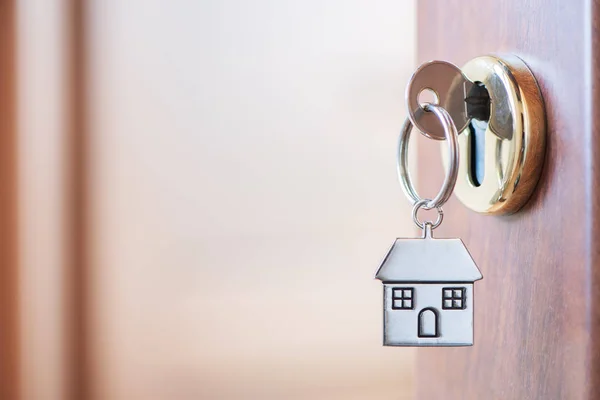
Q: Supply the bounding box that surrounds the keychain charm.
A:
[375,103,482,347]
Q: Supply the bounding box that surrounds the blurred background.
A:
[2,0,417,399]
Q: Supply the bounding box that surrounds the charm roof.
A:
[375,237,483,282]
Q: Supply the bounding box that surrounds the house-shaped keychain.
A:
[375,225,482,346]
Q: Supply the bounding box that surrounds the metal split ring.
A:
[397,103,459,211]
[412,199,444,230]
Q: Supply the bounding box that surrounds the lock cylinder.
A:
[443,55,546,215]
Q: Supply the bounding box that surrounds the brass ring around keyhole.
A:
[441,55,546,215]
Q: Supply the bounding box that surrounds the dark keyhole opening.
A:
[469,120,487,187]
[465,81,490,122]
[465,81,490,188]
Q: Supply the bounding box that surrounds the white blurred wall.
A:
[17,1,69,399]
[87,1,416,399]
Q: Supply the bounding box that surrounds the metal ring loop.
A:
[412,199,444,230]
[397,103,460,209]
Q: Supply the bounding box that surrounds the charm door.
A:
[417,308,439,338]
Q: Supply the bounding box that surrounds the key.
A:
[406,61,474,140]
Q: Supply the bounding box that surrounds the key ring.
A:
[397,103,459,211]
[412,199,444,230]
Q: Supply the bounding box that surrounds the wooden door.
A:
[416,1,600,399]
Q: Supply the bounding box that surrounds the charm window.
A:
[392,287,414,310]
[442,287,466,310]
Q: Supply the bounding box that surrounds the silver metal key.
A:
[406,61,473,140]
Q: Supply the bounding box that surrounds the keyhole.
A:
[469,119,487,187]
[465,81,490,187]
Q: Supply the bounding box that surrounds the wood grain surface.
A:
[416,1,600,399]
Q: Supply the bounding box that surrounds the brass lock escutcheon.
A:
[404,55,546,215]
[447,55,546,215]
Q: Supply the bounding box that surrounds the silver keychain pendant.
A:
[376,103,483,347]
